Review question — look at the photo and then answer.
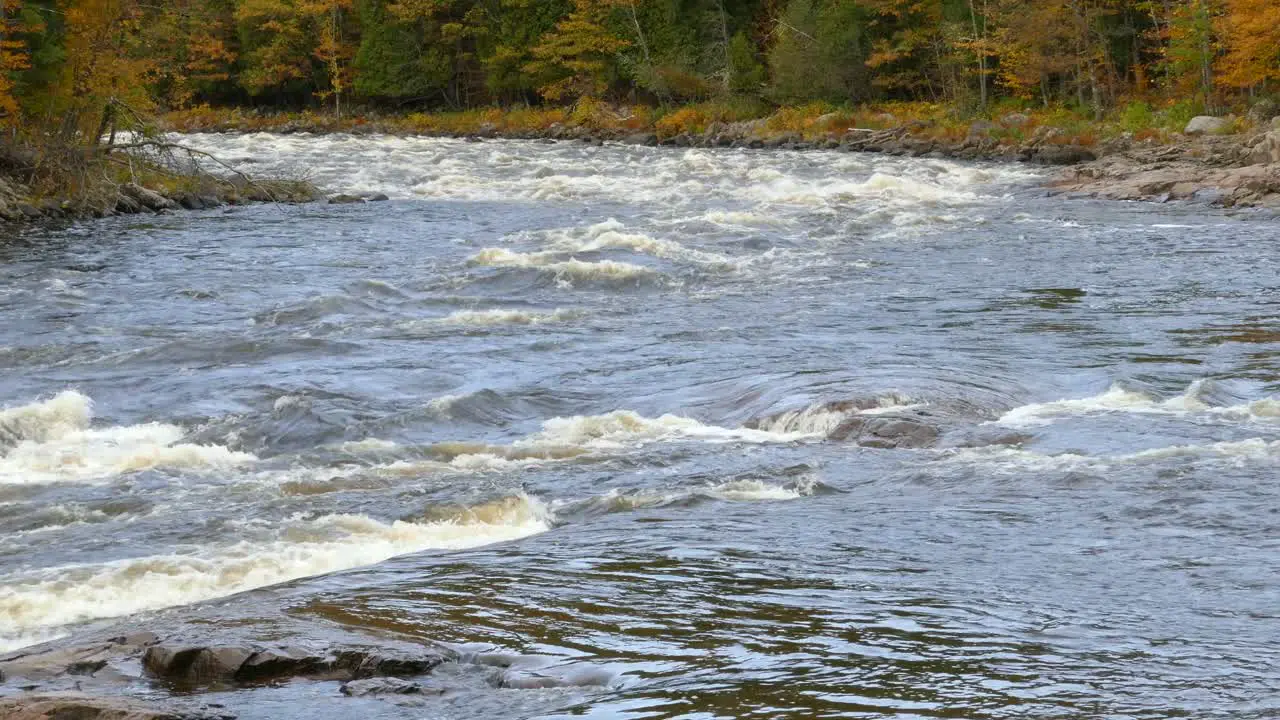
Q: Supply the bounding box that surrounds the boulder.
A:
[143,645,253,685]
[233,647,325,683]
[1247,99,1279,124]
[1001,112,1031,127]
[328,194,364,204]
[623,132,656,146]
[1184,115,1232,136]
[365,193,390,202]
[139,643,446,687]
[122,183,179,211]
[1250,131,1280,165]
[338,650,444,679]
[829,415,940,449]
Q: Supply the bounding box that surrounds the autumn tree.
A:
[525,0,629,102]
[0,0,31,126]
[1217,0,1280,91]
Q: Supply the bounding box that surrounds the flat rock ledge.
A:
[140,642,446,687]
[1050,128,1280,208]
[0,694,233,720]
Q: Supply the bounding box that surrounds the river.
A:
[1,135,1278,718]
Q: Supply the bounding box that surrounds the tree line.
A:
[1,0,1278,138]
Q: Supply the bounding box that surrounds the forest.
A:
[0,0,1279,146]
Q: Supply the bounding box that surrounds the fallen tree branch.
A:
[106,140,290,208]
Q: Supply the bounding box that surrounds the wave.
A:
[702,210,789,227]
[0,495,551,651]
[942,437,1280,471]
[0,391,255,484]
[995,381,1280,428]
[543,219,737,268]
[748,394,920,436]
[470,248,655,284]
[518,410,821,450]
[438,308,579,326]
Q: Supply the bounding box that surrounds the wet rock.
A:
[137,642,446,687]
[115,195,141,214]
[328,194,364,204]
[174,193,203,210]
[66,660,108,676]
[233,647,325,682]
[365,193,390,202]
[143,645,253,685]
[1184,115,1231,136]
[339,678,425,697]
[830,415,940,449]
[0,639,139,683]
[0,694,231,720]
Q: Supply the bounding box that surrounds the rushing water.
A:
[2,134,1280,718]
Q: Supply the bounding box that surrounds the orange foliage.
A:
[1217,0,1280,89]
[0,0,31,125]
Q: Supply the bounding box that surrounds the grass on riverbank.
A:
[162,97,1258,148]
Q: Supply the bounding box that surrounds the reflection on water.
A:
[1,136,1279,718]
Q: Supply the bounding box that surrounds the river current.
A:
[2,135,1279,718]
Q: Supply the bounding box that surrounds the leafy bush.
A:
[1117,101,1155,132]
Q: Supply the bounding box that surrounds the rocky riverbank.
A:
[0,627,615,719]
[1050,118,1280,208]
[0,172,324,225]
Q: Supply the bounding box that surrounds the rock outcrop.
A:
[141,642,447,687]
[0,694,232,720]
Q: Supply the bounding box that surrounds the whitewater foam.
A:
[751,395,920,436]
[996,381,1280,428]
[470,248,655,283]
[519,410,820,450]
[439,308,579,326]
[0,495,551,651]
[0,391,255,484]
[943,437,1280,471]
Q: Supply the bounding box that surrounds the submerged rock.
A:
[830,415,940,449]
[0,695,233,720]
[339,677,428,697]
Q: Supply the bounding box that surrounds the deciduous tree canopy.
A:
[1,0,1278,136]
